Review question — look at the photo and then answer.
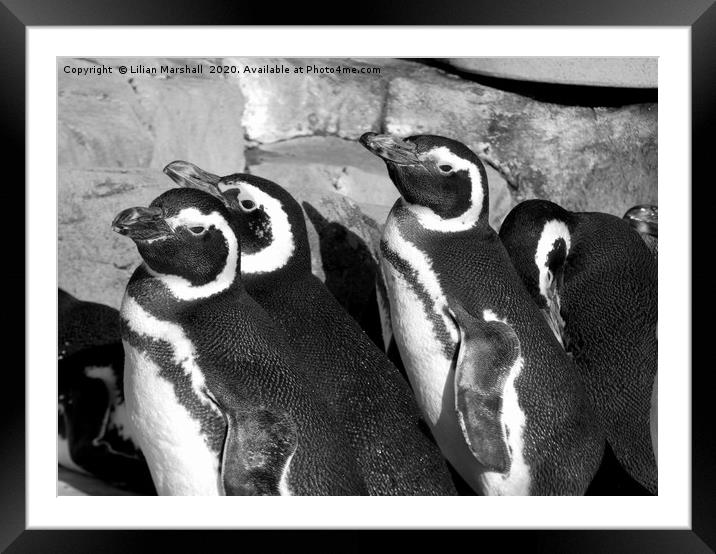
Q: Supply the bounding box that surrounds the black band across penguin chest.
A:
[380,238,456,359]
[121,321,226,454]
[120,274,230,451]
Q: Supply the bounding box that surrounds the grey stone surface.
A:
[230,57,432,144]
[443,58,657,88]
[59,60,155,168]
[246,136,397,224]
[59,56,657,221]
[88,57,218,71]
[59,167,171,309]
[58,58,246,173]
[385,74,657,216]
[129,73,245,175]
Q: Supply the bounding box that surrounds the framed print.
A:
[6,0,713,551]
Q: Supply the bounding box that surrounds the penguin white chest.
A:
[123,343,222,495]
[120,296,223,496]
[380,225,491,488]
[380,249,486,491]
[379,223,458,426]
[380,256,454,425]
[380,224,531,495]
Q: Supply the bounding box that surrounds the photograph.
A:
[5,8,707,549]
[57,55,659,498]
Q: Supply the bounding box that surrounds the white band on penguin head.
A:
[218,181,295,275]
[534,219,571,308]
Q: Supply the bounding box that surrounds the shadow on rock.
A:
[302,201,386,353]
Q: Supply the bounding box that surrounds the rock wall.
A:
[58,57,657,327]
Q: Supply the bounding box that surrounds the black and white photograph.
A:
[57,56,659,497]
[3,5,707,548]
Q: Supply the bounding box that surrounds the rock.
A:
[59,59,154,168]
[247,135,514,229]
[57,480,88,496]
[128,72,246,174]
[88,57,218,72]
[442,58,657,89]
[385,74,657,216]
[229,57,432,144]
[246,136,397,224]
[58,58,246,173]
[486,168,515,230]
[59,167,172,309]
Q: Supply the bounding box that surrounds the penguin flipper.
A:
[450,302,521,474]
[221,406,298,496]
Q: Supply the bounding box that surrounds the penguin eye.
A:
[240,200,256,211]
[438,164,454,174]
[188,226,206,235]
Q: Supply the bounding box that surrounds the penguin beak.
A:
[112,206,173,241]
[359,133,421,165]
[163,161,227,204]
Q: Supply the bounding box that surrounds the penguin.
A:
[58,288,154,493]
[113,187,368,495]
[359,132,603,496]
[163,161,458,496]
[498,199,658,493]
[623,204,658,257]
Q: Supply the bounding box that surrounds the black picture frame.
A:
[5,1,711,551]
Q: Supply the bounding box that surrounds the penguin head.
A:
[623,204,658,238]
[360,133,489,231]
[164,161,311,280]
[499,200,573,342]
[112,188,243,295]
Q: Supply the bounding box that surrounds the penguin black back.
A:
[115,188,367,495]
[163,162,458,495]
